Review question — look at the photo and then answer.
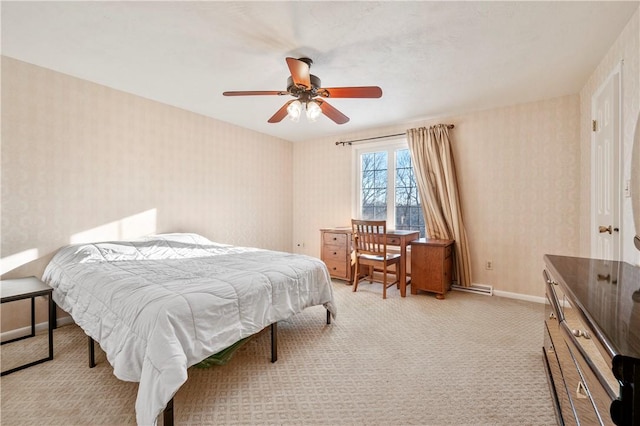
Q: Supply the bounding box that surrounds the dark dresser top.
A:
[544,254,640,361]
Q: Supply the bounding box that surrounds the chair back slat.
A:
[351,219,387,257]
[350,219,401,299]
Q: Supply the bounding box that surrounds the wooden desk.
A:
[320,227,419,297]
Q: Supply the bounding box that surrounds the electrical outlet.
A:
[485,260,493,270]
[296,242,305,248]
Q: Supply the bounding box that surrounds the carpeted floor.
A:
[1,281,557,425]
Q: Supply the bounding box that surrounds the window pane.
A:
[361,151,387,220]
[395,149,425,237]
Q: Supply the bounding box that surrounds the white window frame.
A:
[352,137,413,229]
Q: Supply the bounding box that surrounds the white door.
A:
[591,67,621,261]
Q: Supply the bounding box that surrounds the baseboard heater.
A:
[451,283,493,296]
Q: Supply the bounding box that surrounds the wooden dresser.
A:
[320,228,354,283]
[410,238,454,299]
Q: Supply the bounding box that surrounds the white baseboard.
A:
[452,282,547,304]
[451,283,493,296]
[493,289,547,304]
[1,316,74,343]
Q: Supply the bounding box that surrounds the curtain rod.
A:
[335,124,454,146]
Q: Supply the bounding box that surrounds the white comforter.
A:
[43,233,336,425]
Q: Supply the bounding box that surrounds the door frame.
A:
[590,61,623,260]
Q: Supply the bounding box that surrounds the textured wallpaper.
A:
[1,57,293,330]
[293,8,640,298]
[293,95,581,299]
[579,8,640,265]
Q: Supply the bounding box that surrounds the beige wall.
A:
[293,8,640,298]
[579,8,640,265]
[1,57,293,331]
[293,95,581,299]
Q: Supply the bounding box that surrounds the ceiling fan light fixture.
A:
[223,57,381,125]
[287,100,302,122]
[306,100,322,122]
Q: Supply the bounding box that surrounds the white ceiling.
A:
[2,1,638,143]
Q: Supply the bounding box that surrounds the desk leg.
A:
[400,242,407,297]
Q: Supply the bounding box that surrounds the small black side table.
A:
[1,276,54,376]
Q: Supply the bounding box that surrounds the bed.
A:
[42,233,336,425]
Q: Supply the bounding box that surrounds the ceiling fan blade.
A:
[268,100,295,123]
[286,57,311,89]
[223,91,288,96]
[318,86,383,98]
[316,99,349,125]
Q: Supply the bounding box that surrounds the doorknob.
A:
[599,225,612,234]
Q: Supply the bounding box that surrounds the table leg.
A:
[400,242,407,297]
[48,294,54,360]
[30,297,36,337]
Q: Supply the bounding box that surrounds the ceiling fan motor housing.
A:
[287,74,321,99]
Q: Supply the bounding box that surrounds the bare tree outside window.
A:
[359,148,425,237]
[361,151,387,220]
[395,149,425,237]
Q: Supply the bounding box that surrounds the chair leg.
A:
[382,268,387,299]
[353,260,359,292]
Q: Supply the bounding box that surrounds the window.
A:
[355,140,426,237]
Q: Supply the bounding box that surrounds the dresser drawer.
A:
[320,229,354,283]
[323,232,347,247]
[543,268,616,426]
[324,259,347,278]
[322,246,347,261]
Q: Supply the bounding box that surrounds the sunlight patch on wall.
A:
[70,209,158,244]
[0,248,40,275]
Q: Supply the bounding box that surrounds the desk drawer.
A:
[323,232,347,247]
[386,236,401,246]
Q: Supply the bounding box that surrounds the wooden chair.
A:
[351,219,402,299]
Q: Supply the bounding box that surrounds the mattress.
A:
[43,233,336,425]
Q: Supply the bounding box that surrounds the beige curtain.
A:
[407,125,472,287]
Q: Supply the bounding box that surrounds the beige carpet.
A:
[1,281,557,425]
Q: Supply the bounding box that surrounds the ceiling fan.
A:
[222,57,382,125]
